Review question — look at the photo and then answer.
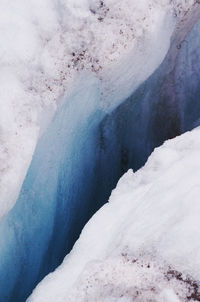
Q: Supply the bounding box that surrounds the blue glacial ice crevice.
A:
[26,17,200,302]
[1,8,200,302]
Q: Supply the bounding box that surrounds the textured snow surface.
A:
[28,127,200,302]
[0,0,198,218]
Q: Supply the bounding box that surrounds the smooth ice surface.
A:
[28,127,200,302]
[0,0,197,217]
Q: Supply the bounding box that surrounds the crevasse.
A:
[28,17,200,302]
[0,2,200,302]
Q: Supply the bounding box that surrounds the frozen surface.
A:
[1,17,200,299]
[28,127,200,302]
[1,1,200,301]
[0,0,198,217]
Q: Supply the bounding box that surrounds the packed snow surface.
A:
[0,0,199,218]
[28,127,200,302]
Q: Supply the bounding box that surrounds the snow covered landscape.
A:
[0,0,200,301]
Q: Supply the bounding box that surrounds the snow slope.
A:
[0,0,198,218]
[28,126,200,302]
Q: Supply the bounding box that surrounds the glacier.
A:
[0,1,200,302]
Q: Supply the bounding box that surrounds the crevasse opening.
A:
[0,3,200,302]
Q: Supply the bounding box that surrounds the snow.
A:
[0,0,198,218]
[27,127,200,302]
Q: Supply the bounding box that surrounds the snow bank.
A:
[0,0,198,218]
[28,126,200,302]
